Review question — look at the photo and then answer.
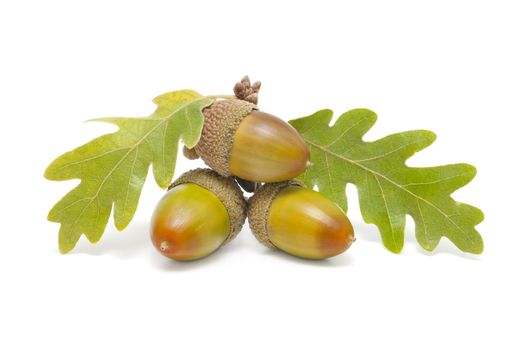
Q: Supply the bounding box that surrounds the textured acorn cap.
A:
[187,99,257,177]
[247,179,304,248]
[168,168,247,243]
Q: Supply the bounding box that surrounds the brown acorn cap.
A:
[186,99,257,177]
[247,179,304,248]
[168,168,247,243]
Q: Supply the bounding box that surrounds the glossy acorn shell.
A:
[248,183,354,259]
[228,111,310,182]
[150,183,230,261]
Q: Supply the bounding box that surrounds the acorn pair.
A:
[151,168,355,261]
[150,77,355,261]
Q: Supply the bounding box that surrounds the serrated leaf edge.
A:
[45,95,216,253]
[290,109,484,254]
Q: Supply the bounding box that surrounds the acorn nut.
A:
[150,168,246,261]
[185,99,310,183]
[248,181,355,259]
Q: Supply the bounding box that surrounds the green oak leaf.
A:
[45,90,215,253]
[289,109,484,254]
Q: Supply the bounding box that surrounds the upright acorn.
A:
[151,168,246,261]
[184,76,310,183]
[248,181,355,259]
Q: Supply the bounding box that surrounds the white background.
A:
[1,1,525,349]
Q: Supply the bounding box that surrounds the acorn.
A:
[248,181,355,259]
[150,168,246,261]
[184,76,310,183]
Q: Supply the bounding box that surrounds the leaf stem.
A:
[209,94,237,100]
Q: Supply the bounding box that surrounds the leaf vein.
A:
[402,173,472,187]
[373,174,397,245]
[123,147,139,217]
[324,117,368,148]
[324,151,335,196]
[54,147,130,171]
[354,142,418,163]
[416,199,431,246]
